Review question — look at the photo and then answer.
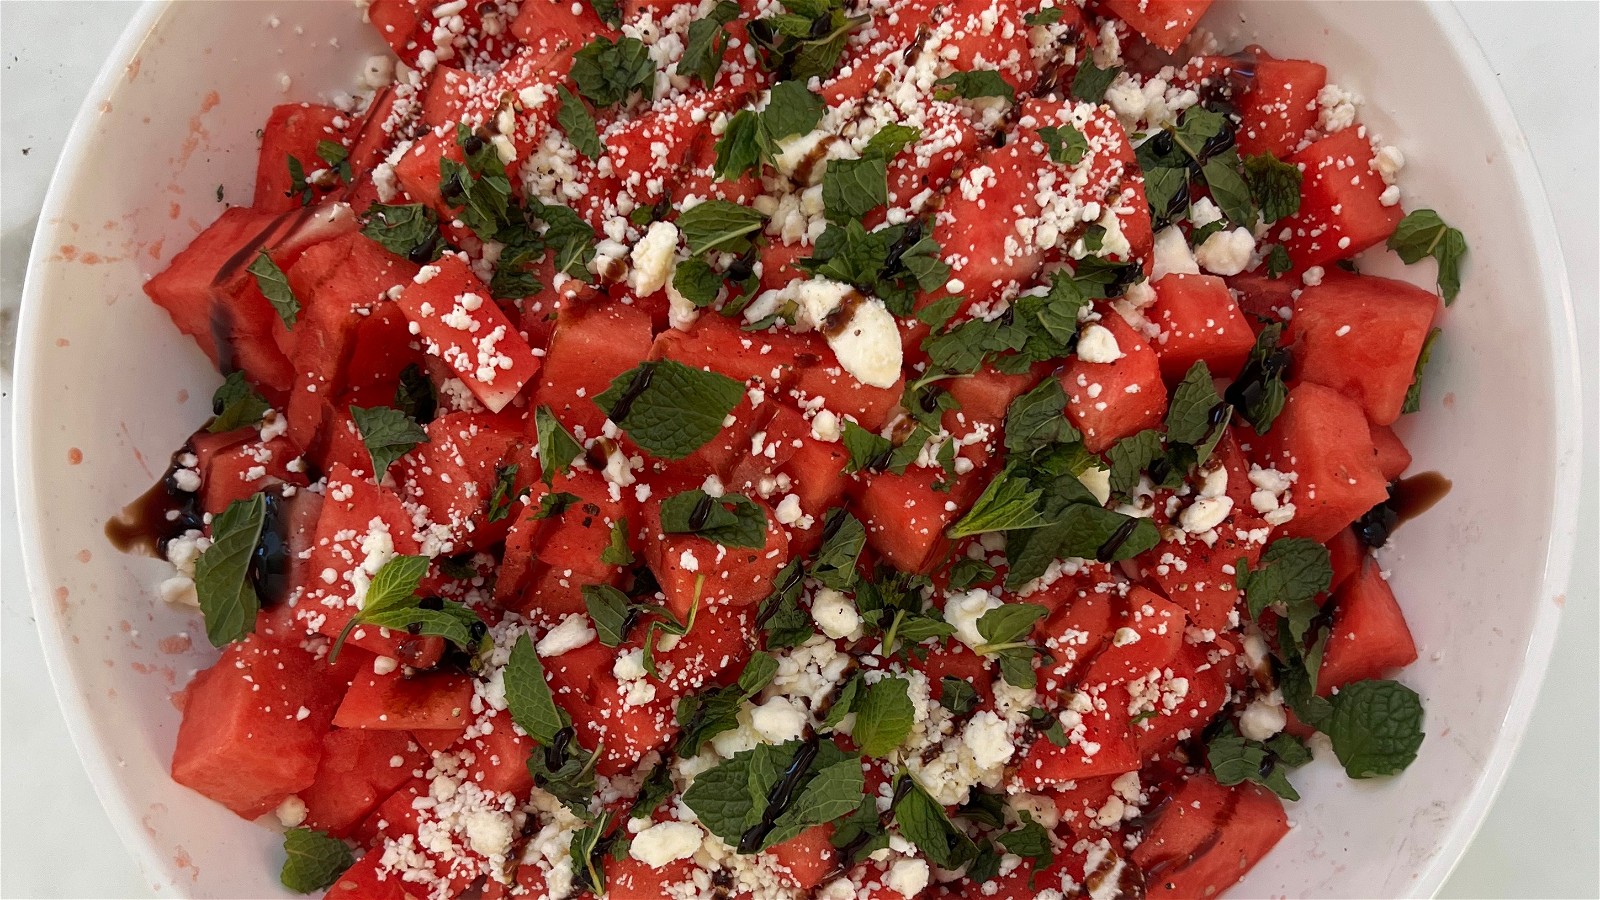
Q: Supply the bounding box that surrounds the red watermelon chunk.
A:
[255,103,346,213]
[1318,557,1418,694]
[144,207,281,367]
[200,435,309,516]
[170,636,340,819]
[765,824,839,891]
[853,442,995,574]
[1101,0,1213,54]
[1129,639,1231,760]
[1058,311,1168,452]
[299,728,426,837]
[1035,583,1117,693]
[1278,129,1404,270]
[1143,779,1288,898]
[397,253,541,413]
[535,300,655,440]
[1014,685,1141,788]
[642,495,790,620]
[1252,382,1389,543]
[1237,58,1327,159]
[1288,273,1439,426]
[1148,273,1258,380]
[1081,587,1187,686]
[1143,519,1263,633]
[1368,422,1412,481]
[332,669,475,731]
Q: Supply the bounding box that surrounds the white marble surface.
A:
[1,2,1594,897]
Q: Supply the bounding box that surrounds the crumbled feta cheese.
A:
[630,821,704,866]
[811,588,863,640]
[1151,226,1199,279]
[537,614,596,657]
[1077,323,1124,364]
[1194,227,1256,277]
[628,221,679,296]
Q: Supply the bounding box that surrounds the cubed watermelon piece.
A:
[1014,686,1141,788]
[605,86,745,208]
[255,103,346,213]
[1058,311,1168,452]
[324,847,418,900]
[1318,557,1418,694]
[1144,779,1289,898]
[1130,639,1231,760]
[397,253,542,413]
[144,207,281,367]
[1326,525,1366,593]
[1369,422,1413,481]
[171,637,340,819]
[605,856,697,900]
[766,824,838,891]
[1035,585,1117,694]
[299,729,426,837]
[332,669,475,731]
[1252,382,1389,543]
[511,0,619,54]
[1143,519,1264,633]
[1148,273,1258,380]
[200,435,309,516]
[534,300,654,440]
[1278,129,1404,270]
[397,411,522,554]
[1129,772,1231,871]
[1288,273,1439,426]
[853,442,994,574]
[460,716,538,797]
[1101,0,1213,54]
[1080,587,1187,686]
[642,496,790,620]
[1237,58,1327,159]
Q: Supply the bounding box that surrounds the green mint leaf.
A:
[359,602,483,652]
[1106,429,1163,496]
[821,155,888,223]
[1226,322,1290,432]
[1025,6,1064,24]
[1327,679,1425,778]
[739,650,780,694]
[570,35,655,108]
[829,796,891,868]
[1243,153,1303,223]
[506,633,572,745]
[1387,209,1467,303]
[757,561,815,650]
[529,200,599,282]
[583,584,633,646]
[677,199,767,255]
[976,602,1047,647]
[534,405,583,486]
[672,257,724,307]
[349,404,427,479]
[286,154,313,206]
[1070,60,1120,102]
[810,509,866,590]
[194,494,265,647]
[1402,327,1442,415]
[945,557,995,592]
[1142,165,1189,229]
[938,676,978,714]
[678,1,741,84]
[841,420,893,474]
[1265,243,1293,279]
[350,554,431,620]
[569,810,612,894]
[998,811,1052,865]
[763,80,828,141]
[585,0,622,25]
[556,86,603,159]
[853,675,915,757]
[1240,537,1333,625]
[822,672,862,729]
[248,249,299,329]
[949,463,1045,538]
[209,370,270,433]
[863,123,921,160]
[713,110,764,179]
[1038,125,1088,166]
[916,295,962,331]
[766,753,866,847]
[933,70,1016,103]
[394,366,436,430]
[593,360,744,459]
[600,518,634,566]
[279,828,353,894]
[1004,378,1077,458]
[892,774,978,869]
[361,203,441,261]
[658,489,769,549]
[1201,150,1257,229]
[487,463,530,523]
[1267,732,1314,769]
[533,491,581,520]
[1165,361,1224,447]
[439,154,512,239]
[1056,504,1160,562]
[1207,722,1300,801]
[316,139,352,183]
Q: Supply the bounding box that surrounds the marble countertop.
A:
[2,2,1594,896]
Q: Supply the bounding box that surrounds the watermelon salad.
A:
[124,0,1469,897]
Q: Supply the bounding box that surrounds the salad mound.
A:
[125,0,1466,897]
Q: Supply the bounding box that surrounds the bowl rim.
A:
[10,0,1583,896]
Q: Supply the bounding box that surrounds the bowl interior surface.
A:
[15,1,1577,897]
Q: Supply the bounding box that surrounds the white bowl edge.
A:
[10,1,1583,897]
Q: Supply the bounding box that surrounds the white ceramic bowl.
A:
[14,1,1581,897]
